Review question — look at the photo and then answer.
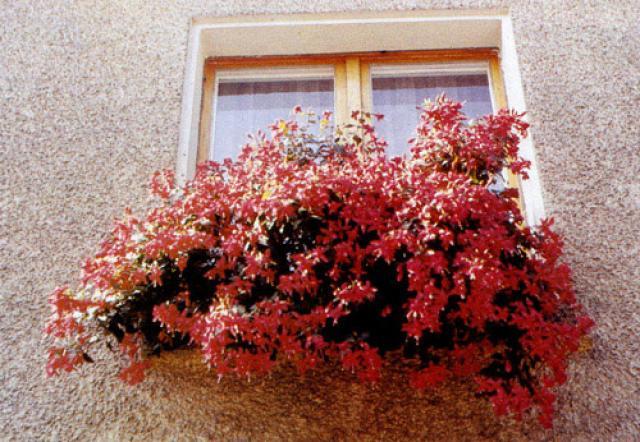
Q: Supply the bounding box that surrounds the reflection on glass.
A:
[212,78,334,161]
[371,73,493,156]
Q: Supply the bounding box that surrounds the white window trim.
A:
[214,66,335,82]
[177,10,545,226]
[369,62,490,77]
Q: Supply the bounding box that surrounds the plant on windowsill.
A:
[45,96,593,429]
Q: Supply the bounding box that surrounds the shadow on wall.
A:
[104,349,544,441]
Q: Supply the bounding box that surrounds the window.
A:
[205,66,335,161]
[369,64,493,156]
[179,12,545,226]
[198,50,509,163]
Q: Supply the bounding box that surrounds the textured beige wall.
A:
[1,1,638,440]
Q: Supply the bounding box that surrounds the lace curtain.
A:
[371,73,493,156]
[212,79,334,161]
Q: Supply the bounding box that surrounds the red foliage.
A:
[44,96,592,428]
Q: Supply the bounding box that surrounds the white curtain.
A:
[371,74,493,156]
[212,79,334,161]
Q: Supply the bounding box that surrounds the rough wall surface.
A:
[1,1,638,440]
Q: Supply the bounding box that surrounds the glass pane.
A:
[371,73,493,156]
[212,78,334,161]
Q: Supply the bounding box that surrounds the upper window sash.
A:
[365,61,495,157]
[365,61,495,110]
[200,51,505,149]
[198,49,523,215]
[207,66,335,161]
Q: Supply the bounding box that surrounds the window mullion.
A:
[334,61,348,125]
[345,57,362,114]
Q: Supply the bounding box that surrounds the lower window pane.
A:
[212,78,334,161]
[371,72,493,156]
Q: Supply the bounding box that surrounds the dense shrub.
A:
[45,97,592,428]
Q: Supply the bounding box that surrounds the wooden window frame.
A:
[198,48,521,209]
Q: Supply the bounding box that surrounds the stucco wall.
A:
[1,1,638,440]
